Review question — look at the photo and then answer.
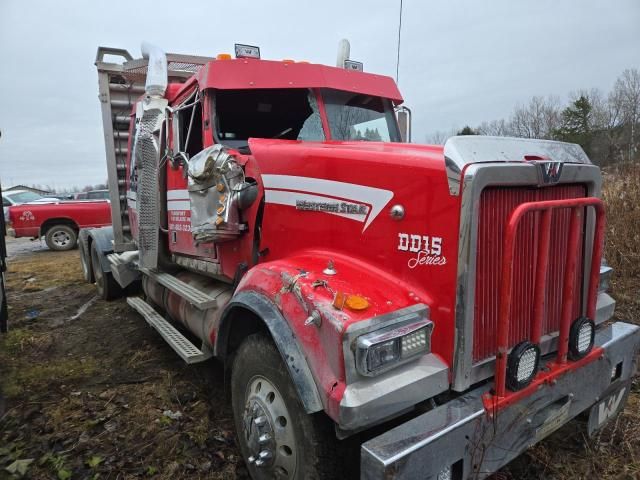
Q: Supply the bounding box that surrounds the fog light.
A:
[568,317,595,360]
[506,341,540,391]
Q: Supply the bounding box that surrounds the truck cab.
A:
[83,43,640,480]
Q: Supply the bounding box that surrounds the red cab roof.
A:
[192,58,403,103]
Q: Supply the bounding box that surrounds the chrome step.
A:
[126,297,212,364]
[139,267,218,310]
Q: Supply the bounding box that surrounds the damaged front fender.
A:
[217,290,324,413]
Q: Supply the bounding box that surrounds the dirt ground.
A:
[0,236,638,479]
[0,239,245,480]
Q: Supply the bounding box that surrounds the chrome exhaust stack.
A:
[141,42,167,97]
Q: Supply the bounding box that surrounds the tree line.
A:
[427,68,640,165]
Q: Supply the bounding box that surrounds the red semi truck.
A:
[80,42,639,479]
[8,200,111,251]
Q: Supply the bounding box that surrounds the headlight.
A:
[355,320,433,376]
[599,264,613,292]
[506,341,540,391]
[568,317,595,360]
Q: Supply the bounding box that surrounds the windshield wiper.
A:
[271,127,293,139]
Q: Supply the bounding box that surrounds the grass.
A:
[0,327,97,397]
[5,249,83,292]
[602,162,640,281]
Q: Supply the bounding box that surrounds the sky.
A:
[0,0,638,190]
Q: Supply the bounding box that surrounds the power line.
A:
[395,0,403,84]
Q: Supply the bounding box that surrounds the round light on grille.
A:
[506,341,540,391]
[568,317,595,360]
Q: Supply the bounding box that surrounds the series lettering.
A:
[397,233,446,268]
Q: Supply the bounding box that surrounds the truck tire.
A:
[90,242,122,301]
[44,225,77,251]
[79,239,94,283]
[231,333,341,480]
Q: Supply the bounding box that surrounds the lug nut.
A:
[259,450,273,460]
[259,433,271,444]
[247,455,255,464]
[255,459,265,467]
[254,415,267,426]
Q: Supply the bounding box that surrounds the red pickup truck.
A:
[8,201,111,251]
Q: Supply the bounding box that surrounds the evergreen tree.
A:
[457,126,477,135]
[553,95,594,155]
[364,127,382,141]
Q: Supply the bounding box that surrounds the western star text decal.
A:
[262,174,393,232]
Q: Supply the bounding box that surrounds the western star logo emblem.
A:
[598,388,626,425]
[538,161,563,184]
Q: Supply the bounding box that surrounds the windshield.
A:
[6,191,42,203]
[322,89,401,142]
[213,88,324,149]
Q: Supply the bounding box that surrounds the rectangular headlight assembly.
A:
[355,320,433,376]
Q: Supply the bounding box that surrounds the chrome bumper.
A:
[361,322,640,480]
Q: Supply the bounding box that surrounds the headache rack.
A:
[95,46,211,251]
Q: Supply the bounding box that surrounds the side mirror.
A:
[396,106,412,143]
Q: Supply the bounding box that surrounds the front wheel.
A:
[45,225,77,251]
[231,334,342,480]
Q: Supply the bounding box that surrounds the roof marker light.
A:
[235,44,260,59]
[216,53,232,61]
[344,59,363,72]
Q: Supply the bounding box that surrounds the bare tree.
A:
[476,119,513,137]
[580,88,625,164]
[612,68,640,161]
[425,129,455,144]
[509,96,561,139]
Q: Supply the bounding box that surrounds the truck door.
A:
[166,89,216,259]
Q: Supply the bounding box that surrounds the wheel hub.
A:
[52,230,70,247]
[243,376,297,479]
[244,399,276,467]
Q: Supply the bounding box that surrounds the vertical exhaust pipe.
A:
[336,39,350,68]
[141,42,167,97]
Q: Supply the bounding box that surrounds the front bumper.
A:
[361,321,640,480]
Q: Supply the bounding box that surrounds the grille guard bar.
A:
[488,196,605,409]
